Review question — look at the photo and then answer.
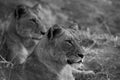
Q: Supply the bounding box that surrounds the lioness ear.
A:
[14,5,27,19]
[47,24,62,40]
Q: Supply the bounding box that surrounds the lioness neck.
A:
[38,56,66,74]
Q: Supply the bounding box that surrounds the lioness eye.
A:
[62,39,74,51]
[65,39,73,46]
[30,18,37,23]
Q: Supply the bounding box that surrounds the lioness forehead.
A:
[57,29,78,42]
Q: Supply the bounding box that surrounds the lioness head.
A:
[14,5,46,38]
[34,24,84,72]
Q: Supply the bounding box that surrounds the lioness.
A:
[5,5,46,64]
[24,24,85,80]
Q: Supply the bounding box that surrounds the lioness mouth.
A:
[67,59,82,65]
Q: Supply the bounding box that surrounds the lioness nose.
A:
[78,53,84,58]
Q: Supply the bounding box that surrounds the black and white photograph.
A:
[0,0,120,80]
